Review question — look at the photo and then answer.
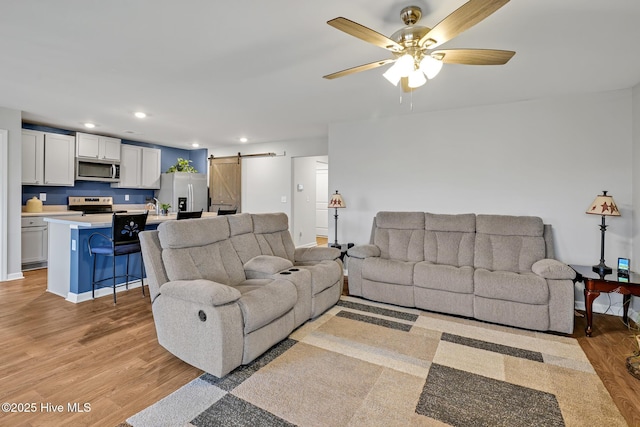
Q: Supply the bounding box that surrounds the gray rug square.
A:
[417,363,564,426]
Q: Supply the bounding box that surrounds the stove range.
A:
[68,196,125,215]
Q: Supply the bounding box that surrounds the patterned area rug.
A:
[123,296,626,426]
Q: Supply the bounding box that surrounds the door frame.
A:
[0,129,8,281]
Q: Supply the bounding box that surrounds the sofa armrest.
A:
[244,255,294,276]
[161,279,241,306]
[532,259,576,280]
[347,244,381,259]
[294,247,341,263]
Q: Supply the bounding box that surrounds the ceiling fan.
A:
[323,0,515,91]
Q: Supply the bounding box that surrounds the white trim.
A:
[6,272,24,281]
[0,129,7,281]
[64,279,143,304]
[575,300,633,318]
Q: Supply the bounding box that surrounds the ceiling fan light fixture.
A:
[395,54,415,77]
[383,66,402,86]
[420,55,443,79]
[408,69,427,88]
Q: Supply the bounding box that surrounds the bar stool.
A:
[217,208,237,215]
[176,209,203,220]
[88,212,148,304]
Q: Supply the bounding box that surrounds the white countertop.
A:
[22,211,78,217]
[43,212,217,228]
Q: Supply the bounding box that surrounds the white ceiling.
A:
[1,1,639,151]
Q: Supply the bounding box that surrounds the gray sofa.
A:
[347,212,576,334]
[139,212,343,376]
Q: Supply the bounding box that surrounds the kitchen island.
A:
[44,212,217,302]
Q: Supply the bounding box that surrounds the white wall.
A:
[0,107,23,281]
[329,89,633,313]
[292,156,327,247]
[632,82,640,319]
[210,138,328,226]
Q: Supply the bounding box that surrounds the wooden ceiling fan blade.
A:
[327,17,404,52]
[433,49,515,65]
[419,0,510,49]
[323,59,396,80]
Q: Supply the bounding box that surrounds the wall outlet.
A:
[125,194,130,201]
[39,193,46,202]
[281,196,287,203]
[71,239,76,251]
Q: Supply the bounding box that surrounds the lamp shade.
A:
[419,55,443,79]
[586,191,620,216]
[328,191,346,209]
[408,69,427,88]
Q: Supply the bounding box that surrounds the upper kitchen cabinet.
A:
[112,145,161,189]
[22,130,75,186]
[76,132,121,161]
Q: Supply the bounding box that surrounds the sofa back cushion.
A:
[158,216,246,285]
[424,213,476,267]
[373,212,425,261]
[474,215,546,273]
[251,213,296,262]
[229,213,263,263]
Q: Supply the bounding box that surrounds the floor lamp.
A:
[328,190,345,248]
[586,191,620,276]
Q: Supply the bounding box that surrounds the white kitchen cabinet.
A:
[112,145,161,189]
[21,130,44,185]
[141,147,162,188]
[76,132,121,161]
[21,130,75,186]
[21,217,47,266]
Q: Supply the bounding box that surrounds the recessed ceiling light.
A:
[134,112,146,118]
[240,137,248,143]
[84,123,96,129]
[192,143,200,148]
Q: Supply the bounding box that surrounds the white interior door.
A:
[316,164,328,237]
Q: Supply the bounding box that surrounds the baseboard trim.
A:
[575,300,639,323]
[6,272,24,281]
[66,279,144,303]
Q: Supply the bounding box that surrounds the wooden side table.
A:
[571,264,640,336]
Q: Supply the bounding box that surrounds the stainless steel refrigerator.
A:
[155,172,208,212]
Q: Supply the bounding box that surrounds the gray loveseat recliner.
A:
[347,212,576,334]
[139,212,343,377]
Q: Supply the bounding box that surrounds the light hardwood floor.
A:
[0,269,638,426]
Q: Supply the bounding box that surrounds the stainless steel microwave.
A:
[75,159,120,182]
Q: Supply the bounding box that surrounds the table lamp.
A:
[586,191,620,275]
[328,190,345,248]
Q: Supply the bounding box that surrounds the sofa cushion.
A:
[474,269,549,305]
[373,211,425,262]
[414,263,474,293]
[474,215,545,273]
[362,258,415,286]
[301,260,343,295]
[252,213,296,262]
[161,279,242,306]
[424,213,475,267]
[244,255,294,277]
[158,216,230,248]
[237,279,297,334]
[532,259,576,280]
[162,239,246,286]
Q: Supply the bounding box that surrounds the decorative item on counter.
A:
[160,203,171,216]
[25,196,43,213]
[166,158,198,173]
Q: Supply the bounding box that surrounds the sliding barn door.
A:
[209,156,241,213]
